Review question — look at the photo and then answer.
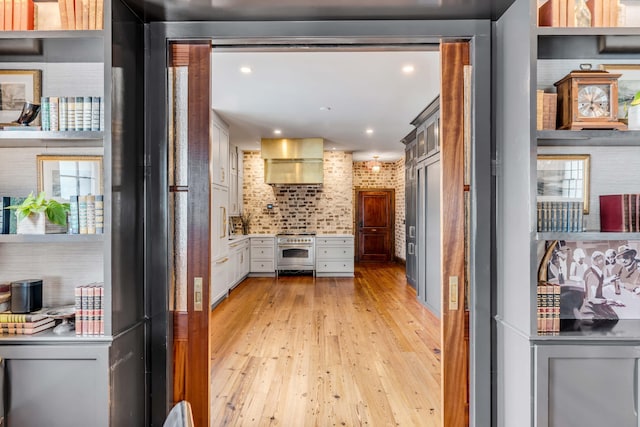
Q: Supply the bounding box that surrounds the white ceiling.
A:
[211,49,440,162]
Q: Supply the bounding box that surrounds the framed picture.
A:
[600,64,640,119]
[37,155,103,201]
[0,69,42,125]
[537,154,590,214]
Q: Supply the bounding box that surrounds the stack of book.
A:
[600,194,640,232]
[536,90,557,130]
[0,0,35,31]
[40,96,104,132]
[74,283,104,336]
[537,281,561,335]
[538,0,623,27]
[68,194,103,235]
[0,311,55,335]
[57,0,104,30]
[537,200,585,232]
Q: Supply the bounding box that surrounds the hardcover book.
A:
[600,194,632,232]
[86,194,95,234]
[75,96,83,131]
[0,319,55,335]
[94,194,103,234]
[69,195,79,234]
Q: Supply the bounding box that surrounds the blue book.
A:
[69,195,79,235]
[0,196,9,234]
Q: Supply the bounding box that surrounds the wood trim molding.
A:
[440,41,470,427]
[172,311,189,404]
[183,43,212,427]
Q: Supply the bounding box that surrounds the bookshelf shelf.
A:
[0,329,112,343]
[0,234,104,243]
[0,131,104,148]
[0,30,104,40]
[536,232,640,241]
[537,129,640,146]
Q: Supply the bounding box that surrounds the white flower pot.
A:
[16,212,67,234]
[628,105,640,130]
[16,212,46,234]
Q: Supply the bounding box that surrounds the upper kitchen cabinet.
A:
[229,144,243,216]
[211,111,229,188]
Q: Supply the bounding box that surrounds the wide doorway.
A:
[163,37,476,427]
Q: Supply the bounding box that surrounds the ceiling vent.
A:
[261,138,324,185]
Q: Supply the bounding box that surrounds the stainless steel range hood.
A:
[261,138,324,185]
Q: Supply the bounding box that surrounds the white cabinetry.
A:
[315,235,355,277]
[228,145,243,216]
[210,252,230,307]
[250,236,275,276]
[210,112,229,187]
[229,237,250,289]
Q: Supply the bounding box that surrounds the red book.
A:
[599,194,630,232]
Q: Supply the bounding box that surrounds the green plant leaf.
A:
[631,91,640,106]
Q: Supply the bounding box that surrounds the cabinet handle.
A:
[0,357,5,423]
[219,207,227,238]
[634,359,638,418]
[216,257,229,264]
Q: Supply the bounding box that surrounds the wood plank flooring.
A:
[210,263,441,426]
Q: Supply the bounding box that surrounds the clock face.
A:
[577,84,611,118]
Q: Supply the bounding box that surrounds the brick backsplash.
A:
[242,151,353,235]
[241,151,406,260]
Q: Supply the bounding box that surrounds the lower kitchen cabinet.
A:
[211,254,230,307]
[535,343,640,427]
[250,237,275,276]
[315,235,354,277]
[229,237,250,289]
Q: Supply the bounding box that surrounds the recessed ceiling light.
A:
[402,64,415,74]
[240,66,252,74]
[274,129,282,135]
[365,128,374,135]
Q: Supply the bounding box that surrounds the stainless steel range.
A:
[276,233,316,275]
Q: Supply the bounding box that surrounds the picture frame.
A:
[0,69,42,125]
[600,64,640,120]
[37,155,103,201]
[537,154,590,214]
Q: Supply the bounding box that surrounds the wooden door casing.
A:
[169,42,212,427]
[356,189,394,262]
[440,41,470,427]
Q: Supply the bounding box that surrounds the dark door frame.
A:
[147,20,493,427]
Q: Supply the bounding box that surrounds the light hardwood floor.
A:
[210,262,441,426]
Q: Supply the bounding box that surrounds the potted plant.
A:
[627,91,640,130]
[6,192,70,234]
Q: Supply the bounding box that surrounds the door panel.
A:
[425,156,441,316]
[357,190,394,262]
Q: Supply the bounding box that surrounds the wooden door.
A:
[440,41,470,427]
[168,42,212,427]
[356,189,394,262]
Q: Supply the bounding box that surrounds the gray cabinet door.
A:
[0,345,109,427]
[415,154,441,317]
[424,155,441,317]
[535,344,640,427]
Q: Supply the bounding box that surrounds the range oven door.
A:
[277,244,314,270]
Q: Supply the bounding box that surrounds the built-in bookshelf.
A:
[498,1,640,425]
[0,0,145,424]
